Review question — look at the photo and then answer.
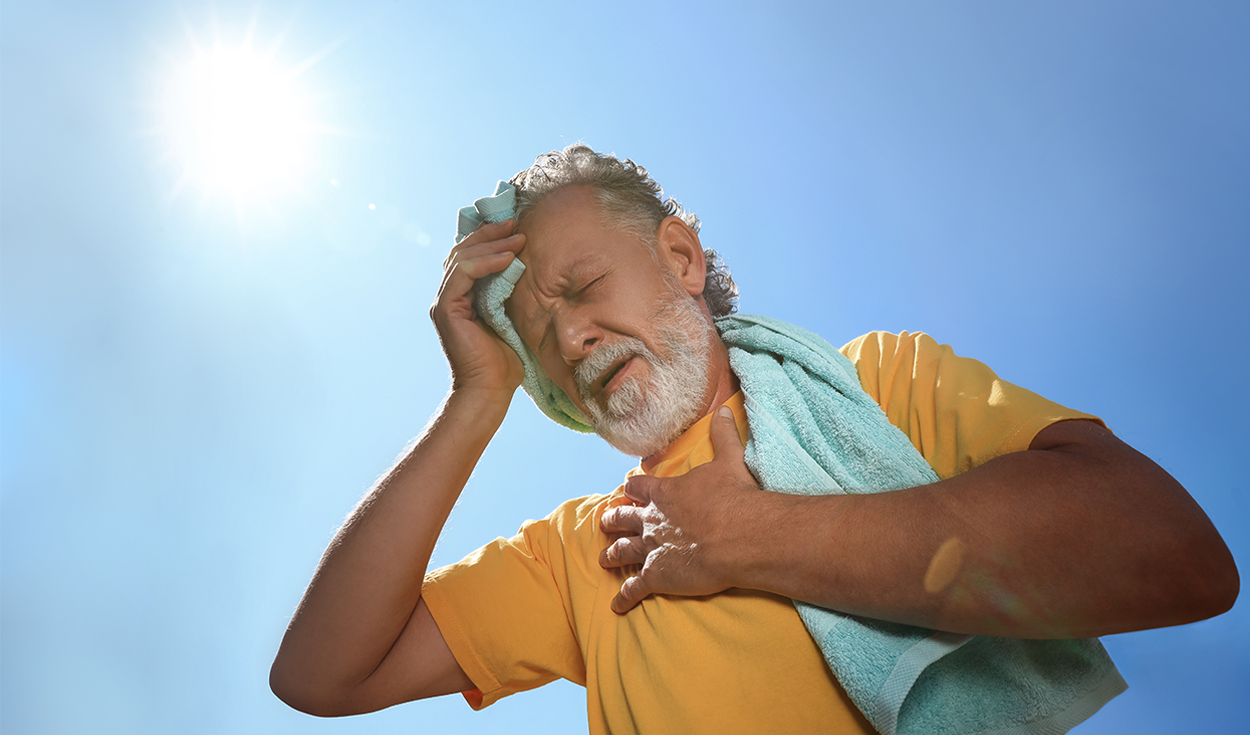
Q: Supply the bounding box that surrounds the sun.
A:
[151,20,335,208]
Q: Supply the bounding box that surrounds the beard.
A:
[573,281,714,458]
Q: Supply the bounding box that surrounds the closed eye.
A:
[574,274,606,299]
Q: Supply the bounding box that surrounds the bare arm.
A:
[601,409,1239,639]
[270,220,526,715]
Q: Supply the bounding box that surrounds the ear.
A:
[655,216,706,298]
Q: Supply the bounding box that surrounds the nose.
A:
[555,311,602,367]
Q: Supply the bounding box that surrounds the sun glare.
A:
[154,23,332,208]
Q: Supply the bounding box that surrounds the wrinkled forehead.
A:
[502,231,612,338]
[506,186,608,291]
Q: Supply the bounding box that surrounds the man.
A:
[270,146,1238,733]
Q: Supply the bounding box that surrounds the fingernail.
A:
[718,406,733,419]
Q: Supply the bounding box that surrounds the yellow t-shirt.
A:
[421,331,1100,734]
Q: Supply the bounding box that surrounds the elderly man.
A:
[271,146,1238,734]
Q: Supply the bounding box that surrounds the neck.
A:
[698,330,740,419]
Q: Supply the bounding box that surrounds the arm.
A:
[601,408,1239,639]
[270,220,526,715]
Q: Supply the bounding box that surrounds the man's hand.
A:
[599,407,764,613]
[430,219,526,397]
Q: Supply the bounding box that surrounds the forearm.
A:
[271,388,509,705]
[729,422,1238,638]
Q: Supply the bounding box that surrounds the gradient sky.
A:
[2,2,1247,733]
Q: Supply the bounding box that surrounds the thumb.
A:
[710,404,746,462]
[623,475,657,505]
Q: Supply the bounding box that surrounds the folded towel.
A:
[457,186,1126,735]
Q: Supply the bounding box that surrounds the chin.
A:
[592,392,705,458]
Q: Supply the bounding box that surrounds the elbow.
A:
[269,657,357,718]
[1192,544,1240,622]
[1163,527,1240,627]
[269,660,326,717]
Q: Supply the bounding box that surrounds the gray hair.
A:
[509,144,739,318]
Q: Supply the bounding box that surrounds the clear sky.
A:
[2,1,1247,733]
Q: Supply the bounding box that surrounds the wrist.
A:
[713,489,787,590]
[727,492,846,596]
[443,386,514,424]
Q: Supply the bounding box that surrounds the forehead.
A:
[513,186,645,288]
[505,186,655,334]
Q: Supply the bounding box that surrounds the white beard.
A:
[574,282,714,458]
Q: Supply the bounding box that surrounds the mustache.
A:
[574,337,650,398]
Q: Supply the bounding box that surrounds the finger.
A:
[622,475,657,505]
[611,575,651,614]
[442,230,524,285]
[433,258,517,328]
[710,405,747,463]
[453,230,526,263]
[444,219,518,271]
[599,536,647,569]
[600,504,644,535]
[441,234,525,288]
[435,238,527,315]
[455,218,517,251]
[449,246,520,282]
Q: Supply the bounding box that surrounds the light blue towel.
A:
[457,186,1126,734]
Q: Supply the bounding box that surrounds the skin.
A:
[270,184,1240,717]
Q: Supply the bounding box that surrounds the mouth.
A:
[595,355,636,396]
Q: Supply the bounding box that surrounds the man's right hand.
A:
[430,219,526,398]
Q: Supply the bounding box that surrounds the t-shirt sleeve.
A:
[840,331,1103,480]
[420,494,604,709]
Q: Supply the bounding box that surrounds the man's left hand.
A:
[599,406,763,613]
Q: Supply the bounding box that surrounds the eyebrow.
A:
[509,252,604,354]
[533,251,603,294]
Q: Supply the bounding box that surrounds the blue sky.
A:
[2,1,1247,733]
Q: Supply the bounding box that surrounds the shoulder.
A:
[838,329,1102,477]
[838,330,947,403]
[839,330,942,366]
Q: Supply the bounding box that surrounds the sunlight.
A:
[154,22,332,208]
[185,47,308,193]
